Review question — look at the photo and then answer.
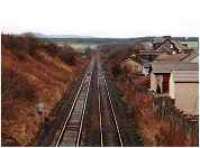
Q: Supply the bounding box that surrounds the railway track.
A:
[54,57,124,146]
[55,59,94,146]
[97,60,124,146]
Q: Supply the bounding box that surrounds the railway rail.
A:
[97,59,124,146]
[54,57,124,146]
[55,59,94,146]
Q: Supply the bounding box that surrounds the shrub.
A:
[58,49,76,65]
[112,64,123,77]
[1,67,36,101]
[1,34,41,56]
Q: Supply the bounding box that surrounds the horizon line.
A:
[1,31,199,39]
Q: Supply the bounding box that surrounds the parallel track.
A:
[54,57,123,146]
[55,60,94,146]
[97,60,123,146]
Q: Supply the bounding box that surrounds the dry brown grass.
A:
[1,35,88,146]
[115,74,195,146]
[104,50,194,146]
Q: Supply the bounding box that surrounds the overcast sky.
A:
[1,0,200,38]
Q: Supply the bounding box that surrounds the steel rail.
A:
[97,73,104,146]
[75,70,93,146]
[97,58,123,146]
[55,63,93,146]
[103,73,124,146]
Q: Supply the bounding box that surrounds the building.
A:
[141,41,153,50]
[181,53,199,63]
[142,62,152,76]
[150,62,198,115]
[171,70,199,115]
[153,52,188,62]
[152,36,189,54]
[150,62,175,94]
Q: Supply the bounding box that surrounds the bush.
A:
[112,64,123,77]
[43,43,60,56]
[58,48,77,65]
[1,67,36,101]
[40,42,77,65]
[1,34,41,56]
[1,34,78,65]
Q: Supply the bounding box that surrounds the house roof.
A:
[152,63,177,73]
[170,39,188,50]
[174,63,198,71]
[181,53,199,63]
[152,62,198,73]
[173,71,199,82]
[154,53,188,62]
[154,38,189,51]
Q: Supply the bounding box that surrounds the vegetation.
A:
[84,46,92,56]
[100,40,198,146]
[2,34,41,58]
[1,34,88,146]
[1,66,36,101]
[2,34,79,65]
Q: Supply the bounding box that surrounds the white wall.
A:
[190,56,199,63]
[150,73,157,91]
[169,73,175,99]
[175,83,199,115]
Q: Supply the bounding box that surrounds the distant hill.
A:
[41,37,138,45]
[18,32,198,50]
